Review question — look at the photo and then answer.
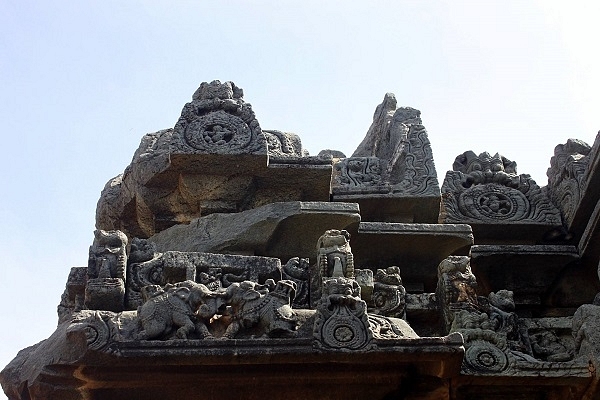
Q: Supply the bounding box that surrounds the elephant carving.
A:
[222,279,298,339]
[136,280,226,340]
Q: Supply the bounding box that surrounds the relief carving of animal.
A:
[136,280,225,340]
[222,279,298,339]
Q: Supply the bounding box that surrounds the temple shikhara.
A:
[4,80,600,399]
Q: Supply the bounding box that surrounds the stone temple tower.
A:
[3,80,600,399]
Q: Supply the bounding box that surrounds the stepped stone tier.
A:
[3,81,600,400]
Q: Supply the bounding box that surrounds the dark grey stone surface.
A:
[148,201,361,262]
[331,93,441,223]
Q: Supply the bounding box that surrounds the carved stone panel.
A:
[125,250,282,310]
[333,157,384,189]
[172,80,266,155]
[441,151,562,243]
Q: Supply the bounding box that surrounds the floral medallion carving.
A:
[459,184,529,221]
[464,339,509,373]
[441,151,561,225]
[173,80,265,154]
[184,110,254,152]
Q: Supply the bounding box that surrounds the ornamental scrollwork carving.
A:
[462,335,510,374]
[333,157,383,188]
[441,151,561,225]
[67,311,113,352]
[394,124,440,196]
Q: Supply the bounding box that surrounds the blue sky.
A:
[1,1,599,395]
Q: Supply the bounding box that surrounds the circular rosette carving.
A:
[459,184,529,221]
[464,339,509,373]
[184,110,254,151]
[321,305,370,350]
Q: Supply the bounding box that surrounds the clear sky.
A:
[1,1,599,396]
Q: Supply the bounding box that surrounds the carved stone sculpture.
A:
[530,329,571,362]
[57,267,87,324]
[314,277,373,351]
[440,151,562,241]
[371,281,406,319]
[264,130,308,158]
[125,250,283,310]
[222,279,298,339]
[311,229,355,307]
[546,138,592,227]
[87,229,128,280]
[129,237,159,264]
[317,229,354,278]
[171,80,265,155]
[126,238,165,309]
[85,229,128,312]
[356,266,407,319]
[282,257,310,308]
[350,97,438,197]
[334,157,383,188]
[95,81,333,238]
[136,280,225,340]
[573,303,600,363]
[437,256,479,330]
[487,290,532,355]
[6,82,600,400]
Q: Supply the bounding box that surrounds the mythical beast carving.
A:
[222,279,298,339]
[136,280,226,340]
